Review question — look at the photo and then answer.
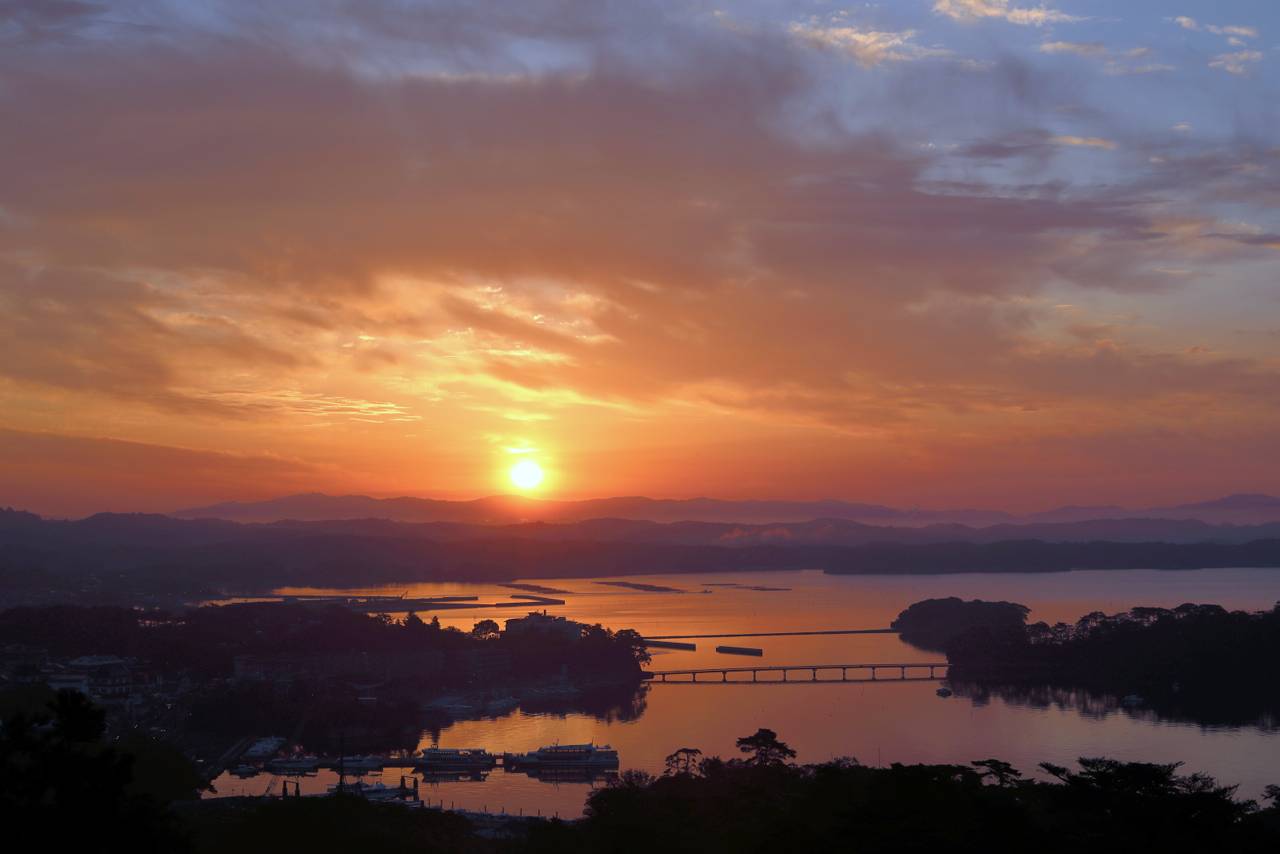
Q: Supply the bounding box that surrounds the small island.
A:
[891,596,1280,727]
[891,597,1030,651]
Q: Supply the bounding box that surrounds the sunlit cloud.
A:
[1039,41,1173,75]
[1172,17,1259,39]
[1,0,1278,511]
[934,0,1083,27]
[1209,49,1262,75]
[1049,135,1118,150]
[789,19,950,67]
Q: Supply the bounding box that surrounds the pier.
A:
[645,661,948,683]
[642,639,697,651]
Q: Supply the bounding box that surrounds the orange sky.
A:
[2,1,1279,517]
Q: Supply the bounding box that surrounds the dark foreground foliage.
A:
[5,695,1279,853]
[182,795,490,854]
[0,689,203,851]
[524,730,1280,854]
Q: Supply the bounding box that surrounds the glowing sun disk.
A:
[509,459,545,490]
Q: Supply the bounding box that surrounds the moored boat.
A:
[266,755,321,774]
[330,754,385,773]
[415,747,498,770]
[503,742,619,769]
[328,780,413,802]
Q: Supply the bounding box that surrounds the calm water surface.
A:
[208,568,1280,815]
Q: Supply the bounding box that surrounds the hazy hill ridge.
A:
[5,506,1280,592]
[174,492,1280,527]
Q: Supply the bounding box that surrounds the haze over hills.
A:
[5,506,1280,598]
[6,504,1280,603]
[174,492,1280,527]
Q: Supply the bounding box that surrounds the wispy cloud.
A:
[1039,41,1172,75]
[1050,135,1118,150]
[1172,17,1259,39]
[790,20,950,67]
[934,0,1082,27]
[1039,41,1106,57]
[1209,49,1262,75]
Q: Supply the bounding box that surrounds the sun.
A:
[509,459,545,491]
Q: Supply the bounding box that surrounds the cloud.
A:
[0,262,307,413]
[789,20,950,67]
[1039,41,1106,57]
[0,0,105,44]
[1172,17,1258,39]
[1049,135,1117,150]
[1209,49,1262,75]
[1039,41,1172,75]
[934,0,1082,27]
[0,427,326,517]
[0,0,1277,508]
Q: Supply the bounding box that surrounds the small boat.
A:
[328,781,410,802]
[332,755,385,773]
[417,768,490,782]
[503,743,619,770]
[266,755,321,774]
[416,747,498,771]
[242,736,287,760]
[935,687,953,698]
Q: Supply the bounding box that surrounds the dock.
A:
[715,645,763,656]
[643,639,697,651]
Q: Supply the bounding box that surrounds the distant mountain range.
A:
[6,506,1280,549]
[175,492,1280,527]
[3,504,1280,600]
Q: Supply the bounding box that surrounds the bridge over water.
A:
[641,628,896,640]
[645,661,949,683]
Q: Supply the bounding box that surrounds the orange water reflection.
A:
[209,568,1280,816]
